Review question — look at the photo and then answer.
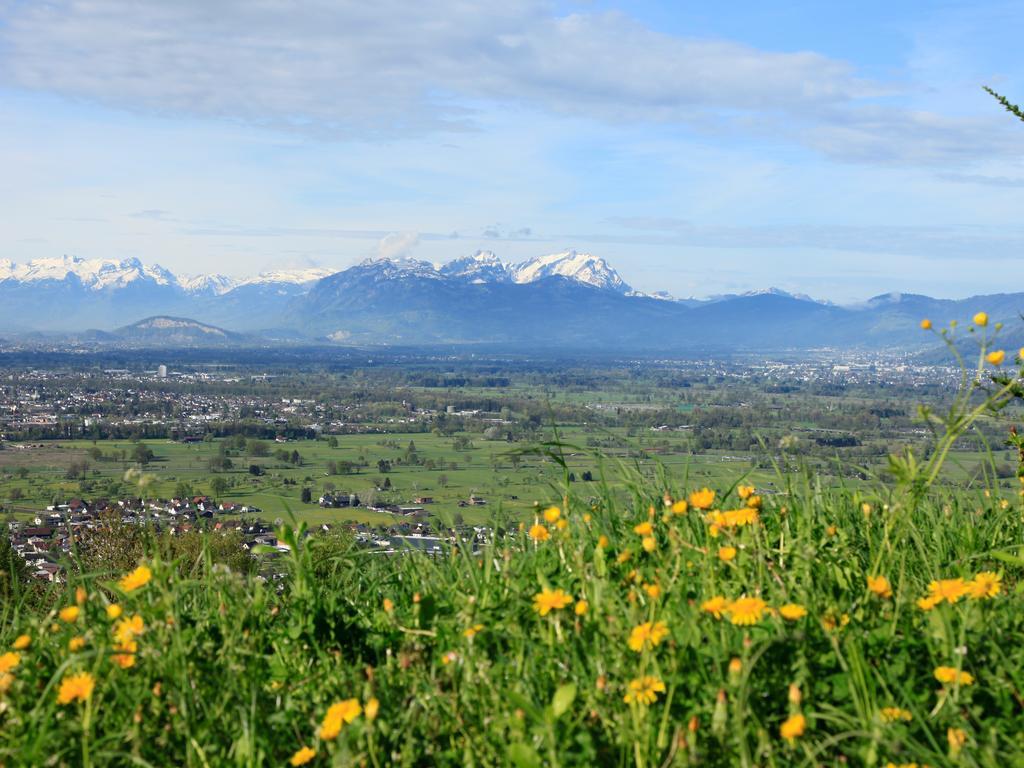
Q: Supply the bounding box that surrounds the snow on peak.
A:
[238,268,335,287]
[356,257,442,279]
[440,250,511,283]
[180,274,238,295]
[511,250,631,293]
[0,256,175,290]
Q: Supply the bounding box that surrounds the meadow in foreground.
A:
[2,315,1024,767]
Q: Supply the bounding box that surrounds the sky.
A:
[1,0,1023,302]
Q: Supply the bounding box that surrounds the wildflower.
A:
[641,536,657,552]
[59,605,80,623]
[112,640,137,669]
[642,583,661,599]
[532,588,573,616]
[119,565,152,593]
[967,571,1001,599]
[441,650,459,665]
[543,506,561,523]
[555,518,568,531]
[623,675,666,705]
[745,495,762,509]
[627,620,669,652]
[106,604,122,620]
[879,707,912,723]
[671,499,688,514]
[582,513,592,524]
[737,485,755,500]
[463,624,484,639]
[916,595,941,611]
[728,507,759,527]
[0,652,20,674]
[925,578,969,605]
[633,521,653,536]
[779,713,806,743]
[382,598,394,614]
[319,698,362,740]
[822,612,850,632]
[574,600,589,616]
[717,546,737,562]
[113,614,145,644]
[779,604,807,620]
[616,549,632,564]
[934,666,973,686]
[867,575,893,599]
[289,747,316,766]
[973,312,988,327]
[365,697,380,721]
[528,523,550,542]
[947,727,967,756]
[861,502,872,516]
[920,318,932,330]
[727,596,767,626]
[75,586,87,605]
[11,635,30,650]
[728,657,743,675]
[701,596,728,619]
[68,636,86,652]
[688,487,716,510]
[987,349,1006,366]
[57,671,95,705]
[597,535,609,549]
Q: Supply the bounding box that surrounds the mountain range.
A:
[1,251,1021,352]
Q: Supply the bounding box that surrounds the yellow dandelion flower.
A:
[59,605,79,623]
[289,746,316,766]
[11,634,30,650]
[967,571,1001,599]
[671,499,688,514]
[973,312,988,327]
[463,624,484,639]
[68,636,86,652]
[532,588,573,616]
[106,604,122,620]
[574,599,589,616]
[633,521,653,536]
[867,575,892,599]
[0,652,20,674]
[365,697,380,721]
[920,318,932,330]
[737,484,755,500]
[879,706,912,723]
[701,595,728,619]
[780,713,806,743]
[689,487,716,510]
[641,535,657,552]
[382,598,394,613]
[727,596,767,626]
[728,657,743,675]
[934,666,973,686]
[543,506,561,523]
[623,675,666,705]
[717,546,737,562]
[119,565,152,593]
[57,671,95,705]
[113,614,145,644]
[616,549,632,564]
[627,620,669,652]
[75,586,87,605]
[319,698,362,740]
[528,523,550,542]
[947,727,967,756]
[597,535,609,549]
[916,594,941,611]
[643,583,661,599]
[745,495,762,509]
[779,603,807,621]
[112,639,137,669]
[987,349,1006,366]
[926,578,969,605]
[582,513,592,524]
[555,518,568,531]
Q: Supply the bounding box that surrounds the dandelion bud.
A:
[788,683,802,705]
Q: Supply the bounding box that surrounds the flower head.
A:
[623,675,666,705]
[114,614,145,644]
[967,571,1001,599]
[319,699,362,740]
[925,578,969,606]
[528,523,550,542]
[920,318,932,330]
[543,506,561,523]
[701,595,728,619]
[633,521,653,536]
[780,713,806,743]
[934,666,973,686]
[365,697,380,721]
[0,652,20,674]
[880,706,912,723]
[688,488,716,510]
[112,639,137,669]
[671,499,688,514]
[68,636,86,652]
[11,635,30,650]
[947,727,967,756]
[57,671,95,705]
[106,604,122,620]
[867,575,892,599]
[641,535,657,552]
[463,623,484,639]
[973,311,988,327]
[726,596,767,626]
[717,546,737,562]
[627,620,669,652]
[986,349,1006,366]
[290,747,316,766]
[779,603,807,621]
[532,588,573,616]
[119,565,152,593]
[58,606,79,623]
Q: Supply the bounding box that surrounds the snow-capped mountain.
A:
[0,256,176,290]
[179,274,238,296]
[440,251,512,283]
[237,268,336,287]
[510,250,631,293]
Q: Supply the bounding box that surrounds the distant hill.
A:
[104,316,248,346]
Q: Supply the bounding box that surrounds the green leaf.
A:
[551,683,576,719]
[508,743,542,768]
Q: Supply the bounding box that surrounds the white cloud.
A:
[0,0,1012,164]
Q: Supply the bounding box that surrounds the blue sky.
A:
[1,0,1023,301]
